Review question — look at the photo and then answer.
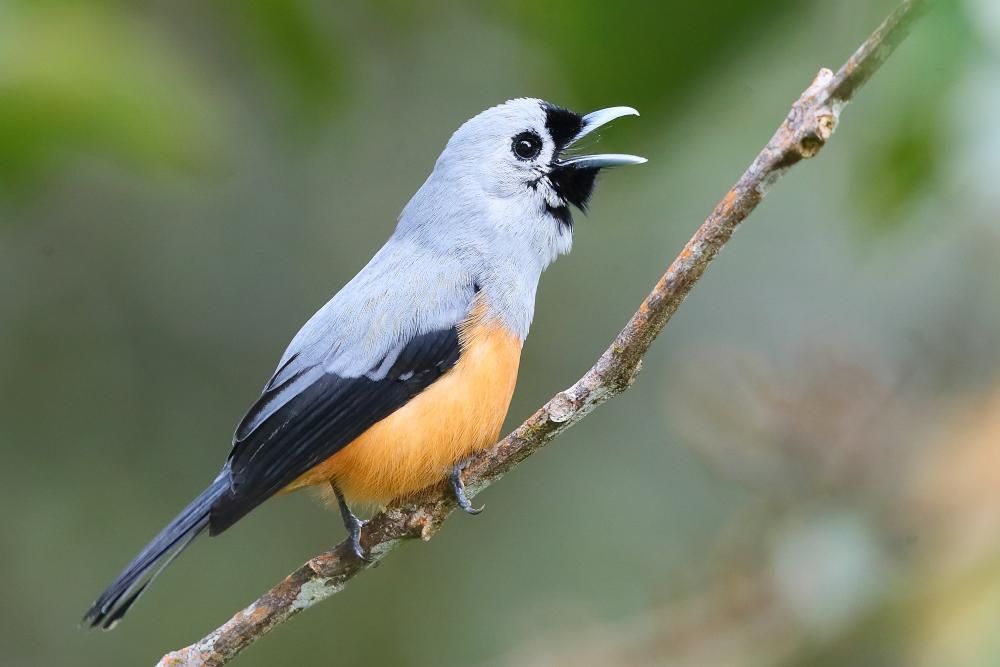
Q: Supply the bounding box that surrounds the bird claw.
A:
[347,517,371,563]
[450,464,484,515]
[332,482,372,562]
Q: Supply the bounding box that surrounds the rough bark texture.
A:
[157,1,934,664]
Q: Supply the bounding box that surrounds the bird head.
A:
[399,98,644,271]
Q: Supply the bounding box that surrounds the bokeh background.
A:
[2,0,998,665]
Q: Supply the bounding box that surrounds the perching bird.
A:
[83,98,644,629]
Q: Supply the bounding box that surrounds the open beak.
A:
[556,106,646,169]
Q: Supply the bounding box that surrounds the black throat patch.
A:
[540,102,593,226]
[548,165,598,213]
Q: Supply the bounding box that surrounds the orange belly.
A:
[282,306,521,506]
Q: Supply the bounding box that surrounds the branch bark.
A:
[158,1,934,664]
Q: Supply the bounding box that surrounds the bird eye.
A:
[511,131,543,160]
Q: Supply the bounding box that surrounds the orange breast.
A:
[282,302,521,506]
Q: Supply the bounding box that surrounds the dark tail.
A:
[82,473,229,630]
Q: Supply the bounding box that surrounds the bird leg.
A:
[450,461,484,515]
[331,483,370,562]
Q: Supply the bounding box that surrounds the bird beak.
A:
[556,106,647,169]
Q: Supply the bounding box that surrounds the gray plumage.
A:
[83,97,644,629]
[282,99,579,383]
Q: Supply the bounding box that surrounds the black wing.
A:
[209,327,461,534]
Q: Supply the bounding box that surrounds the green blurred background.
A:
[2,0,999,665]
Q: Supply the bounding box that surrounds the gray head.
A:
[269,99,644,380]
[397,98,645,273]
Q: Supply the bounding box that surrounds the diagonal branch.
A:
[157,1,934,664]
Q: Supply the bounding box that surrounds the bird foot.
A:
[346,515,371,563]
[450,463,484,515]
[332,483,372,562]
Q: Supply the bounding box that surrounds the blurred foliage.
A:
[217,0,343,125]
[852,0,973,232]
[0,0,804,195]
[0,0,347,194]
[0,1,219,192]
[858,106,945,232]
[489,0,798,112]
[497,357,1000,667]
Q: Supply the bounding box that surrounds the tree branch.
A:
[157,1,934,664]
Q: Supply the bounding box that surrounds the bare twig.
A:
[157,1,934,664]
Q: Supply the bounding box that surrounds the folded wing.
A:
[209,326,462,534]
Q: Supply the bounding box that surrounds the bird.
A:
[83,98,645,629]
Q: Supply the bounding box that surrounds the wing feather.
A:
[209,327,462,534]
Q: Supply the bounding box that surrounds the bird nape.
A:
[83,98,644,629]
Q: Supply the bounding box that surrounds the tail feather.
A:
[82,473,229,630]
